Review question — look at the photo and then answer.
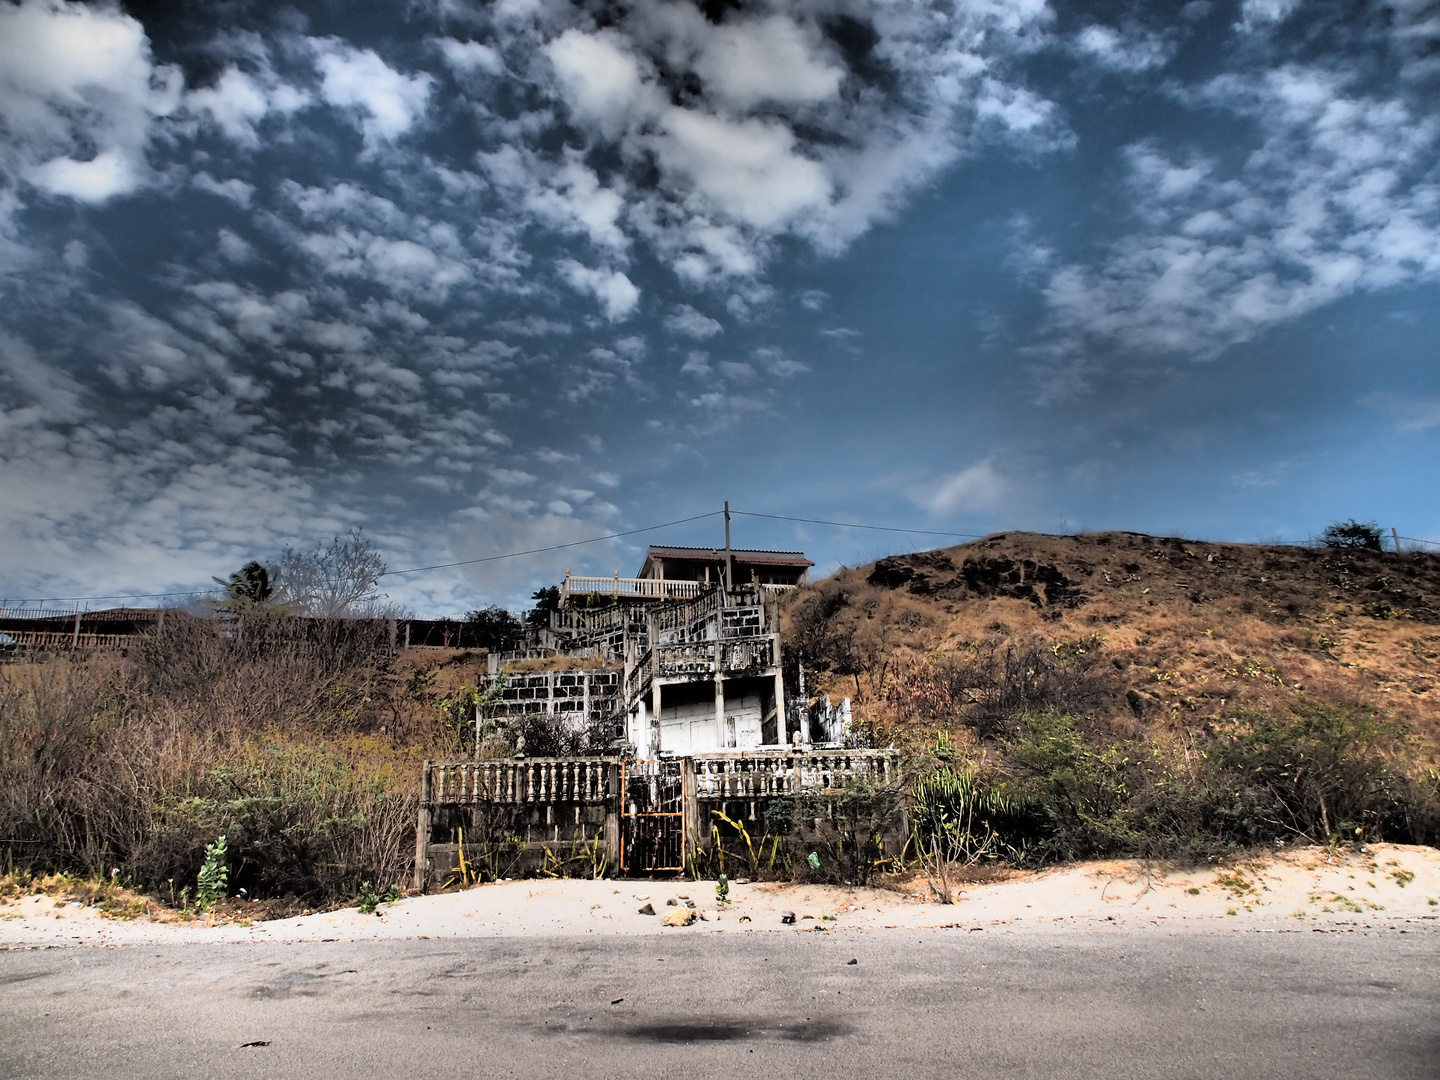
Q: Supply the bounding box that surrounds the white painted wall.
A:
[657,688,763,753]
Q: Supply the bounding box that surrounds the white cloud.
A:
[192,172,255,206]
[559,260,640,321]
[312,39,433,145]
[473,0,1063,304]
[652,108,832,231]
[1237,0,1300,31]
[1363,391,1440,431]
[1074,25,1173,73]
[514,153,628,252]
[26,150,138,202]
[0,0,181,204]
[925,460,1008,516]
[186,66,270,146]
[692,16,843,110]
[664,305,722,340]
[216,229,256,265]
[439,38,504,77]
[1037,66,1440,363]
[545,29,660,141]
[755,347,808,378]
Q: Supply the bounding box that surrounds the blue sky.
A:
[1,0,1438,614]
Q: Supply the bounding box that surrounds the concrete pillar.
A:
[715,676,726,749]
[413,761,432,892]
[773,661,788,747]
[632,699,648,755]
[651,682,662,755]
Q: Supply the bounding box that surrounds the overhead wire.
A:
[378,510,725,576]
[730,509,985,539]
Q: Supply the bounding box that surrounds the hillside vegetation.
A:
[785,531,1440,861]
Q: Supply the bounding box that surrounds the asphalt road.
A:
[1,929,1436,1079]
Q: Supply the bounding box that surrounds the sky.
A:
[1,0,1438,616]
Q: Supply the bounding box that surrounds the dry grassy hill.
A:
[783,532,1440,858]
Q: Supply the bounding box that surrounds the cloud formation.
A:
[0,0,180,207]
[1037,62,1440,364]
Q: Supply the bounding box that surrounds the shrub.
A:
[763,776,906,885]
[909,766,1043,864]
[194,836,228,911]
[1208,702,1417,844]
[1321,519,1384,551]
[0,614,427,908]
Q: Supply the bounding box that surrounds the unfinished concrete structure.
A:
[480,545,820,757]
[413,538,894,884]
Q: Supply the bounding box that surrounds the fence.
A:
[562,574,706,602]
[690,749,902,800]
[414,748,904,888]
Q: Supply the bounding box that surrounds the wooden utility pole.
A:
[724,500,733,591]
[1393,527,1402,554]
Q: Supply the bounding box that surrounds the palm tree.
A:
[213,561,274,608]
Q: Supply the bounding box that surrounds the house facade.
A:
[478,545,847,757]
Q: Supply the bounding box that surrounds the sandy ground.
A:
[2,843,1437,948]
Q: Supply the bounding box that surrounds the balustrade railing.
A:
[690,750,902,799]
[0,631,134,650]
[424,758,614,806]
[656,635,776,674]
[563,575,705,601]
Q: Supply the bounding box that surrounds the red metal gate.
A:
[620,759,685,874]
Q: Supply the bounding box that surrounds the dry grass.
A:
[784,531,1440,859]
[788,531,1440,750]
[0,613,483,909]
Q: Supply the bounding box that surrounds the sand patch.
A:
[0,843,1435,948]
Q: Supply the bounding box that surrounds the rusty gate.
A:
[619,758,685,874]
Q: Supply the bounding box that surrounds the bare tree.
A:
[275,529,390,618]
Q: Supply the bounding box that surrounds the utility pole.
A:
[724,500,734,591]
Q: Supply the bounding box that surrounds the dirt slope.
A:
[785,530,1440,744]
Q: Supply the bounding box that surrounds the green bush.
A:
[909,766,1042,864]
[1208,702,1416,844]
[194,836,228,911]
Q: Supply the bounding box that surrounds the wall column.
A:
[413,762,432,891]
[715,676,726,749]
[773,661,788,747]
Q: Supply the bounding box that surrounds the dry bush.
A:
[0,614,435,906]
[782,531,1440,861]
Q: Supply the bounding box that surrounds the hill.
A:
[784,531,1440,859]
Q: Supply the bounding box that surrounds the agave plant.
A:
[910,767,1038,865]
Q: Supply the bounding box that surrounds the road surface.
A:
[1,928,1435,1079]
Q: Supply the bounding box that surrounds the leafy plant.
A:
[910,766,1041,865]
[715,873,730,906]
[357,881,401,914]
[194,835,228,911]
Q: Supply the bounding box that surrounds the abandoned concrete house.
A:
[478,544,851,757]
[414,542,892,887]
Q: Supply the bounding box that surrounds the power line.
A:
[1,512,726,602]
[379,511,725,576]
[731,509,985,539]
[0,590,207,605]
